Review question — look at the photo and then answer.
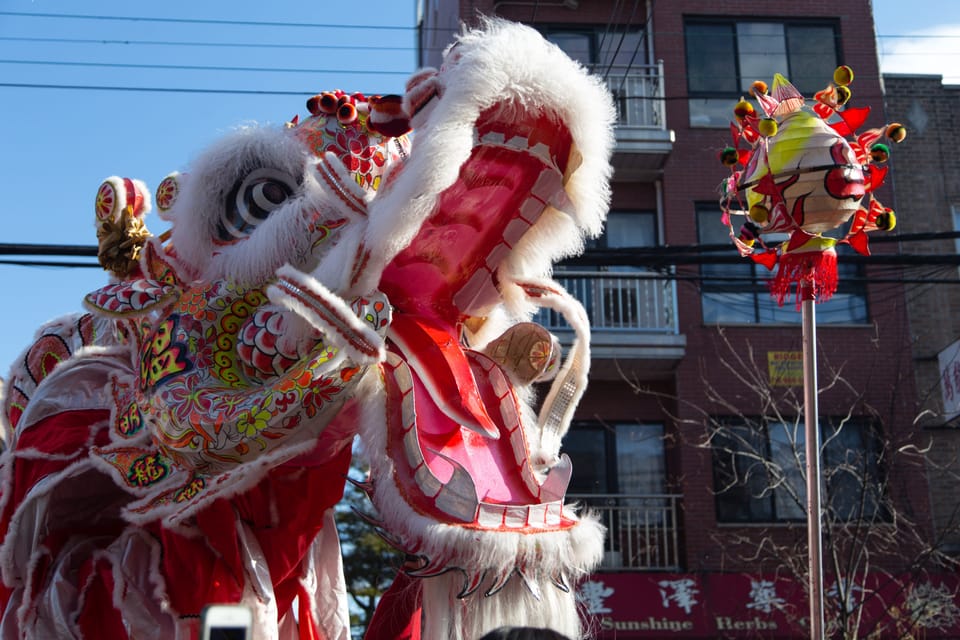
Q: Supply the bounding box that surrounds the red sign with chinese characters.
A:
[578,572,960,638]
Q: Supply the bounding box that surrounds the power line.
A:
[0,79,915,98]
[3,231,954,257]
[1,255,956,285]
[0,32,954,55]
[4,9,957,40]
[3,234,958,269]
[0,58,412,76]
[0,35,421,53]
[0,82,313,96]
[0,259,99,269]
[0,244,95,257]
[0,10,420,31]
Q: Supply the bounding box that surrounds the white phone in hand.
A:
[201,604,253,640]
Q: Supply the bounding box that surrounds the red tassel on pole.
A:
[769,236,838,308]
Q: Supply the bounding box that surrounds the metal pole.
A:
[801,283,825,640]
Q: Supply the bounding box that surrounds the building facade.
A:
[883,73,960,558]
[418,1,956,637]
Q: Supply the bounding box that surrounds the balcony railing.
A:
[569,493,682,571]
[534,270,678,334]
[591,62,666,130]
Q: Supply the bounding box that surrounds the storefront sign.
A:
[578,572,960,638]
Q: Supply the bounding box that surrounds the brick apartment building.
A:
[417,1,958,637]
[883,74,960,558]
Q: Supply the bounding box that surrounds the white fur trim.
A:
[353,18,615,309]
[166,126,362,288]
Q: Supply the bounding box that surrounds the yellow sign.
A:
[768,351,802,386]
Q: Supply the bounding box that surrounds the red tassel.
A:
[769,244,838,308]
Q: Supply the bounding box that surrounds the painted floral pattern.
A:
[93,250,391,507]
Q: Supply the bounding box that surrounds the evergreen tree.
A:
[336,459,406,638]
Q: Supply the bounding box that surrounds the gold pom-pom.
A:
[886,123,906,143]
[750,80,768,97]
[833,65,854,86]
[734,98,755,120]
[836,85,852,105]
[749,203,770,224]
[876,209,896,231]
[758,118,778,137]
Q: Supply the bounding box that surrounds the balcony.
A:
[569,493,682,571]
[534,270,685,370]
[593,62,674,179]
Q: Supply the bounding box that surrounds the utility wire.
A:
[0,75,918,97]
[2,10,955,41]
[0,35,421,53]
[0,10,419,31]
[0,82,316,96]
[1,256,956,285]
[3,236,958,271]
[2,232,956,258]
[0,259,99,268]
[0,33,953,54]
[0,59,412,76]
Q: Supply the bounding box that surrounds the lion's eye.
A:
[216,168,299,242]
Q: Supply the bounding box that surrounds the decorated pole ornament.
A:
[717,65,906,640]
[718,67,905,306]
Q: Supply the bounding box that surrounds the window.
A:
[566,422,666,496]
[566,423,675,568]
[591,210,658,252]
[544,28,646,69]
[543,28,653,126]
[543,210,658,330]
[592,211,657,327]
[712,418,887,523]
[685,19,839,127]
[696,203,868,325]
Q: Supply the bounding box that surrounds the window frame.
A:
[540,26,648,69]
[586,208,658,253]
[711,416,889,525]
[566,421,667,497]
[684,17,842,128]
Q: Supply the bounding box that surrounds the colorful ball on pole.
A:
[718,67,906,306]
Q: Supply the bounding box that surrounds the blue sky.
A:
[0,0,420,372]
[0,0,956,372]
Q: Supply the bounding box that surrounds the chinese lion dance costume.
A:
[0,19,615,640]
